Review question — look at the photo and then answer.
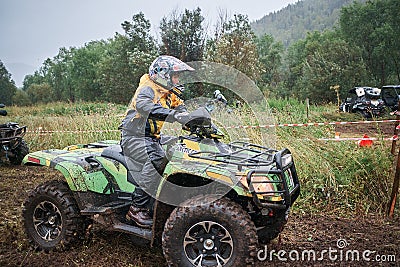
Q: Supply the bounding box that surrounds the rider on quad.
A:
[119,55,194,228]
[214,89,228,106]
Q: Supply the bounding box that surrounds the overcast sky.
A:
[0,0,299,87]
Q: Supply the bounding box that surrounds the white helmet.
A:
[149,55,194,89]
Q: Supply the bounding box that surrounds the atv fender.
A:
[23,150,110,193]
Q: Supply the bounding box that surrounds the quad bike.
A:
[381,85,400,111]
[339,87,386,118]
[22,107,300,266]
[0,103,29,165]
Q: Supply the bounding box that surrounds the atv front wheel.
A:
[9,139,29,165]
[162,195,258,267]
[22,180,85,251]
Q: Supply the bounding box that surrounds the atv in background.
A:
[0,104,7,116]
[339,87,386,118]
[0,103,29,165]
[381,85,400,111]
[22,107,300,266]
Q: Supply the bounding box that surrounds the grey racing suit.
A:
[119,75,186,210]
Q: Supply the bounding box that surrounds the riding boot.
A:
[126,206,153,228]
[126,188,153,228]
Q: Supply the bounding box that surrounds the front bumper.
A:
[247,149,300,210]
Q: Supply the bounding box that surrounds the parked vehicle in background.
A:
[339,87,386,118]
[0,104,7,116]
[0,103,29,165]
[381,85,400,111]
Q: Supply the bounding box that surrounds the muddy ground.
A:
[333,120,397,138]
[0,166,399,267]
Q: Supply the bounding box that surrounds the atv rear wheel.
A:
[22,180,85,251]
[162,195,258,267]
[9,139,29,165]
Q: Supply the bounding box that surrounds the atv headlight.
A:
[281,153,293,168]
[237,174,283,200]
[251,175,275,195]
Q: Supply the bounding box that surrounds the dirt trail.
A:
[334,120,396,138]
[0,166,399,266]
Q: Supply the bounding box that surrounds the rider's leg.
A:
[123,137,167,228]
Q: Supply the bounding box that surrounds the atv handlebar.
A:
[183,107,222,139]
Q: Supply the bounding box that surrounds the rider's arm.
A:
[135,86,175,122]
[170,93,186,112]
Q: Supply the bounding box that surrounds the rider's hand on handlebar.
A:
[173,111,190,125]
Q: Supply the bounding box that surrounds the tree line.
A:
[251,0,368,47]
[1,0,399,106]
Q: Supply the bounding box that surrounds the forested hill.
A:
[251,0,367,46]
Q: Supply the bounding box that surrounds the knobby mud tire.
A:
[9,139,29,165]
[22,180,85,251]
[162,195,258,267]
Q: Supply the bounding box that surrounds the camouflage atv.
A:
[0,103,29,165]
[22,107,300,266]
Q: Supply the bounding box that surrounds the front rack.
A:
[188,141,278,169]
[0,123,26,142]
[188,141,300,209]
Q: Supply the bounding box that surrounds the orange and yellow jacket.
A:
[120,74,185,139]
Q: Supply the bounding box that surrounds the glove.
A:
[174,104,187,113]
[173,111,190,125]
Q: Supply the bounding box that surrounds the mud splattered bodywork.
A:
[24,138,299,206]
[23,140,129,194]
[24,135,300,215]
